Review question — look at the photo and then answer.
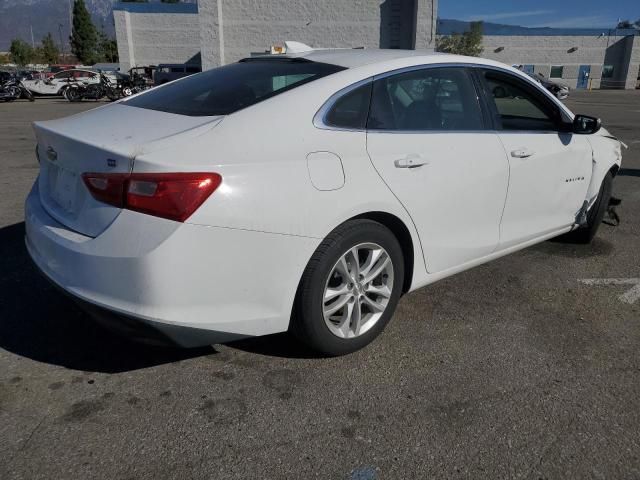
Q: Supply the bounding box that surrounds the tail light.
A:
[82,172,222,222]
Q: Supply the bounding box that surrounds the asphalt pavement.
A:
[0,91,639,479]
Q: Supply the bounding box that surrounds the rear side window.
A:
[324,83,372,129]
[368,67,483,131]
[125,59,345,116]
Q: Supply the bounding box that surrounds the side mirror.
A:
[573,114,601,134]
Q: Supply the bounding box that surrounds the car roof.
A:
[55,68,96,74]
[250,49,502,69]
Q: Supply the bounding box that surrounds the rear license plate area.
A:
[49,163,78,213]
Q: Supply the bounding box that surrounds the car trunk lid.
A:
[34,103,222,237]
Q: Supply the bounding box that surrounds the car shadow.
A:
[0,222,214,374]
[227,333,322,360]
[530,236,614,258]
[619,168,640,178]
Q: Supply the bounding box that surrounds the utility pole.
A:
[69,0,73,34]
[58,23,65,61]
[30,25,35,48]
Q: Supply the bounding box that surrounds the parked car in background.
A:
[92,63,121,75]
[117,66,156,97]
[153,63,201,85]
[526,72,570,99]
[48,64,76,74]
[23,68,116,96]
[26,48,622,355]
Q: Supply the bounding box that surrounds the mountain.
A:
[436,18,622,36]
[0,0,117,52]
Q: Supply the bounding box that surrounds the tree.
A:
[0,52,10,64]
[70,0,98,64]
[616,19,640,30]
[97,30,119,62]
[617,20,634,29]
[9,39,33,66]
[41,33,60,64]
[436,21,484,57]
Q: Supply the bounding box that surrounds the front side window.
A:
[126,58,345,116]
[368,67,483,131]
[482,71,559,131]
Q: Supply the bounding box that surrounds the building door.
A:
[523,65,535,75]
[577,65,591,89]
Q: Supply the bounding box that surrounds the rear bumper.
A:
[25,182,319,347]
[31,262,242,347]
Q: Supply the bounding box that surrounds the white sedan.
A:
[23,69,116,96]
[25,48,622,355]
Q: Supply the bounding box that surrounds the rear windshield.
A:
[125,58,346,116]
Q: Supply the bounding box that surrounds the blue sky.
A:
[438,0,639,28]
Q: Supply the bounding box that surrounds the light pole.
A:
[58,23,65,62]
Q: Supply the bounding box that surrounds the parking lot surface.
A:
[1,92,639,479]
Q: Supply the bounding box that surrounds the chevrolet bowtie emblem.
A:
[46,146,57,162]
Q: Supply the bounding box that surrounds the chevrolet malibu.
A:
[25,48,622,356]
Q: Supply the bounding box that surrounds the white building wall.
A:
[625,36,640,89]
[479,34,638,89]
[114,7,201,72]
[199,0,438,70]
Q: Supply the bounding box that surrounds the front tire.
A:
[291,219,404,356]
[563,172,613,244]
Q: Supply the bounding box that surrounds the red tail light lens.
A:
[126,173,222,222]
[82,173,128,208]
[82,172,222,222]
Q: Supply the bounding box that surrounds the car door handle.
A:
[394,155,429,169]
[511,148,535,158]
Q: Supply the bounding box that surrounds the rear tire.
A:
[291,219,404,356]
[562,171,613,244]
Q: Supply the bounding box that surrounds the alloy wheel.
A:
[322,242,394,339]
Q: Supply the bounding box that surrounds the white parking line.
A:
[579,278,640,304]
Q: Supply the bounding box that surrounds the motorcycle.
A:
[64,73,120,102]
[118,69,152,97]
[0,75,35,102]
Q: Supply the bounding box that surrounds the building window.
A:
[550,66,564,78]
[602,65,614,78]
